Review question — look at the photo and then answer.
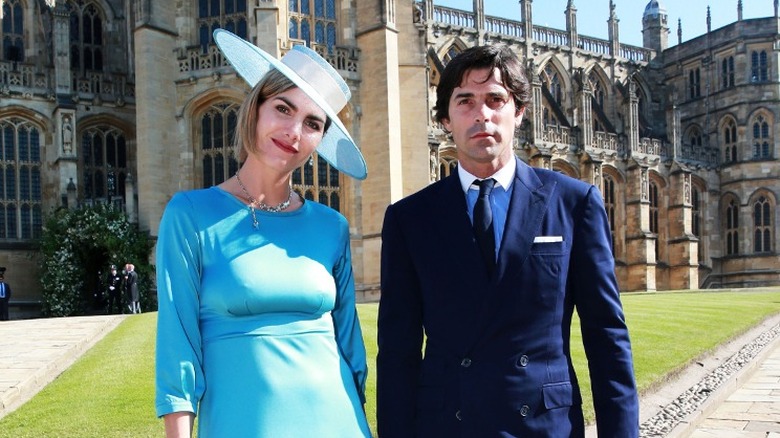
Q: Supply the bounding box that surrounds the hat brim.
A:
[213,29,367,180]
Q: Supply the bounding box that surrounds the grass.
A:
[0,288,779,436]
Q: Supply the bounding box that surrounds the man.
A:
[105,265,123,314]
[0,267,10,321]
[377,45,639,437]
[125,263,140,314]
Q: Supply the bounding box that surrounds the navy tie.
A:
[473,178,496,276]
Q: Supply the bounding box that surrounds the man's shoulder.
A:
[391,177,451,211]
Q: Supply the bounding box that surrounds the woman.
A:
[155,29,371,437]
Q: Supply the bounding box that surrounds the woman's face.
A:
[252,86,327,173]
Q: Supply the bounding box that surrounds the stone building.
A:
[0,0,776,311]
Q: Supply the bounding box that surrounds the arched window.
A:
[289,0,337,52]
[687,126,703,148]
[725,199,739,255]
[1,0,24,62]
[442,46,461,65]
[543,64,562,105]
[0,117,42,240]
[199,0,248,53]
[201,103,239,187]
[750,115,771,159]
[68,1,104,74]
[81,126,129,209]
[751,50,769,82]
[723,119,737,163]
[753,196,772,253]
[291,156,341,211]
[721,56,734,89]
[438,157,456,180]
[603,174,616,254]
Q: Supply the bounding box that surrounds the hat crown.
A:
[281,45,350,113]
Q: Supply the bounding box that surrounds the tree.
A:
[38,204,153,317]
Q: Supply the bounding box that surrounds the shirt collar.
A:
[457,157,516,193]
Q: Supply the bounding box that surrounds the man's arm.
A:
[377,204,425,438]
[570,186,639,437]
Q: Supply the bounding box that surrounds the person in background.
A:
[0,267,10,321]
[124,263,140,314]
[105,265,123,314]
[155,29,371,438]
[377,45,639,437]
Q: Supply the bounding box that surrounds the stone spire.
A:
[738,0,743,21]
[707,6,711,33]
[678,18,682,45]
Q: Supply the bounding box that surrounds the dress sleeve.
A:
[331,219,368,404]
[155,192,206,418]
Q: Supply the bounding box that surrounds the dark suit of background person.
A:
[0,270,10,321]
[106,265,123,314]
[376,45,639,437]
[125,264,140,314]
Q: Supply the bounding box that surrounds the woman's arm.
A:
[164,412,194,438]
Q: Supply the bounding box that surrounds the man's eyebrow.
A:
[275,96,326,124]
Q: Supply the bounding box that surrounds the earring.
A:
[308,155,314,166]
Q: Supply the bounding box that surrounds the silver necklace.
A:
[235,169,293,229]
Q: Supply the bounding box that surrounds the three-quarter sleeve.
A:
[330,220,368,404]
[155,193,206,418]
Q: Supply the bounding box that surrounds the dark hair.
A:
[434,45,531,124]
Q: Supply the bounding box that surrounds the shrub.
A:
[38,204,153,317]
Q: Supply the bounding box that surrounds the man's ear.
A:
[441,117,451,133]
[515,106,526,125]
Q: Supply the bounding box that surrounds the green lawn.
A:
[0,288,778,437]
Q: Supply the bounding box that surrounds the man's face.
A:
[441,67,524,178]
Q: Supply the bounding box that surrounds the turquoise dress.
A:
[155,187,371,438]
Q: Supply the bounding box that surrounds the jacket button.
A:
[455,410,462,421]
[519,405,530,417]
[460,358,472,368]
[518,355,529,367]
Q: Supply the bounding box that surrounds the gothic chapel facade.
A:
[0,0,777,307]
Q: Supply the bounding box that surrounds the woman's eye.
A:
[276,105,290,114]
[306,120,323,131]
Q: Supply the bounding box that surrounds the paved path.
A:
[0,314,125,420]
[0,313,778,437]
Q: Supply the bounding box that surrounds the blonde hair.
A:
[233,69,333,163]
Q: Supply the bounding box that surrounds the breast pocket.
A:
[527,243,568,305]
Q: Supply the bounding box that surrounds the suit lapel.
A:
[465,159,556,350]
[495,158,556,282]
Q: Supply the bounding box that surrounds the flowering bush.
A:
[38,204,153,317]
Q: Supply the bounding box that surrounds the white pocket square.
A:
[534,236,563,243]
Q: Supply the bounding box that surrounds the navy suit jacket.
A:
[377,158,639,437]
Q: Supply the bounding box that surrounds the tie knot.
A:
[474,178,495,197]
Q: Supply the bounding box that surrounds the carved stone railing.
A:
[681,144,719,166]
[542,125,574,147]
[485,16,524,38]
[578,36,610,56]
[533,25,570,47]
[178,42,359,78]
[620,44,652,63]
[432,5,474,28]
[636,137,663,155]
[177,45,229,73]
[592,131,621,152]
[0,61,52,95]
[73,72,135,101]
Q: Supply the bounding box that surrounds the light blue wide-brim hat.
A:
[213,29,367,180]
